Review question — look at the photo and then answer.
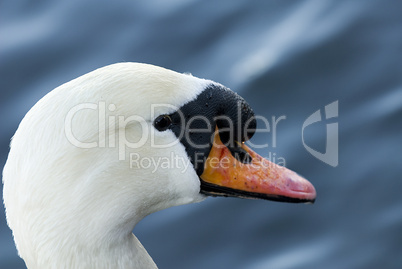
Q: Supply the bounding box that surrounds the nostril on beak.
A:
[228,146,252,164]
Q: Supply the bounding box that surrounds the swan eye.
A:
[153,115,172,131]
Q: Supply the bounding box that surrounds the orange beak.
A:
[200,131,316,203]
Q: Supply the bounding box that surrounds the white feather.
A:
[3,63,214,268]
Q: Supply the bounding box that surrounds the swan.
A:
[2,63,316,269]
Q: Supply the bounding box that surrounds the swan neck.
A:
[25,233,157,269]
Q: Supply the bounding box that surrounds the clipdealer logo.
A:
[302,101,339,167]
[63,100,339,168]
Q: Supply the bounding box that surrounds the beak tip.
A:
[281,173,317,203]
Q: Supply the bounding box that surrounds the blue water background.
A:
[1,0,402,268]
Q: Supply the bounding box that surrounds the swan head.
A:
[2,63,316,268]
